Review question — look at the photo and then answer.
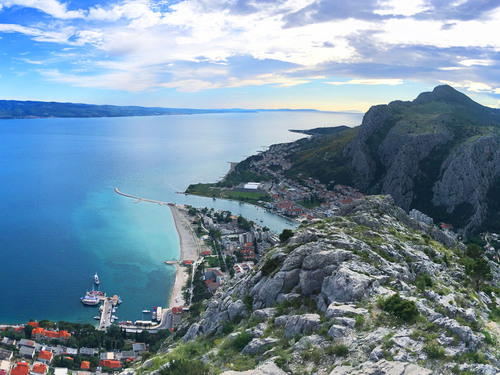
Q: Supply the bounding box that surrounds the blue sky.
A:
[0,0,499,111]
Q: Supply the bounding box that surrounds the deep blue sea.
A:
[0,111,363,324]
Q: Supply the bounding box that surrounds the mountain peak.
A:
[414,84,479,107]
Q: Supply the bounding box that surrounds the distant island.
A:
[0,100,323,119]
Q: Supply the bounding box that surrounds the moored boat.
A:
[142,309,151,314]
[94,316,100,320]
[81,295,100,306]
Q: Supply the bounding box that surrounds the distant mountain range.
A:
[0,100,322,119]
[283,85,500,234]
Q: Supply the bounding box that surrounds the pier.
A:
[97,295,120,331]
[114,188,173,206]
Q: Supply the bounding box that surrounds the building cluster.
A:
[239,143,364,220]
[0,323,149,375]
[189,207,279,296]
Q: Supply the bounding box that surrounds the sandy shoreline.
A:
[168,205,201,308]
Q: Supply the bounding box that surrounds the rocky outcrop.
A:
[432,134,500,232]
[334,85,500,233]
[221,361,287,375]
[138,195,500,375]
[331,359,432,375]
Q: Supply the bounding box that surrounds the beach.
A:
[168,205,202,308]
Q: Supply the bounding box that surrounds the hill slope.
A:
[286,85,500,234]
[127,196,500,375]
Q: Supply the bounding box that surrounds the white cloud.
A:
[325,79,403,86]
[458,59,493,67]
[375,0,428,16]
[1,0,84,19]
[0,23,73,43]
[439,80,495,93]
[2,0,500,100]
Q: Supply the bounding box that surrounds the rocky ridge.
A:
[285,85,500,234]
[126,195,500,375]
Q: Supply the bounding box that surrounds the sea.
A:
[0,111,363,324]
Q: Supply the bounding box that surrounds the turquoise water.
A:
[0,112,363,324]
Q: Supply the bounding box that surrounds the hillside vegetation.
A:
[123,196,500,375]
[284,85,500,234]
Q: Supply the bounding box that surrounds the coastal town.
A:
[0,199,282,375]
[3,146,500,375]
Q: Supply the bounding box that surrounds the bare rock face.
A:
[432,134,500,232]
[341,85,500,233]
[330,359,432,375]
[321,265,380,304]
[221,361,287,375]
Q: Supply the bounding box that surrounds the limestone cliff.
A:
[286,85,500,234]
[125,196,500,375]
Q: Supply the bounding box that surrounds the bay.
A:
[0,111,363,324]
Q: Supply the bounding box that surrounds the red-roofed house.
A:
[11,362,30,375]
[37,350,53,365]
[26,322,39,328]
[80,361,90,370]
[32,329,71,343]
[31,363,47,375]
[99,360,121,369]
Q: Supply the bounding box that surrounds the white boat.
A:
[94,273,100,285]
[142,309,151,314]
[94,316,100,320]
[81,295,100,306]
[112,315,118,320]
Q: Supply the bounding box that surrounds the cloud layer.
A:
[0,0,499,108]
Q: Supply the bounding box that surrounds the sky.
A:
[0,0,499,112]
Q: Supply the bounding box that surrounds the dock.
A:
[97,295,121,331]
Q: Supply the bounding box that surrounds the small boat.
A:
[94,316,100,320]
[112,315,118,320]
[142,309,151,314]
[94,273,100,285]
[81,296,100,306]
[99,306,104,312]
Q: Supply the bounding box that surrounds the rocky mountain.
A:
[124,196,500,375]
[286,85,500,234]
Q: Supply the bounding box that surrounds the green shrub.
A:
[424,340,446,359]
[158,359,209,375]
[355,314,365,328]
[415,274,433,292]
[261,256,281,276]
[326,344,348,356]
[379,293,419,323]
[483,330,495,345]
[229,332,254,352]
[279,229,294,243]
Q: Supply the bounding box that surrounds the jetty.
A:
[97,295,121,331]
[114,188,173,206]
